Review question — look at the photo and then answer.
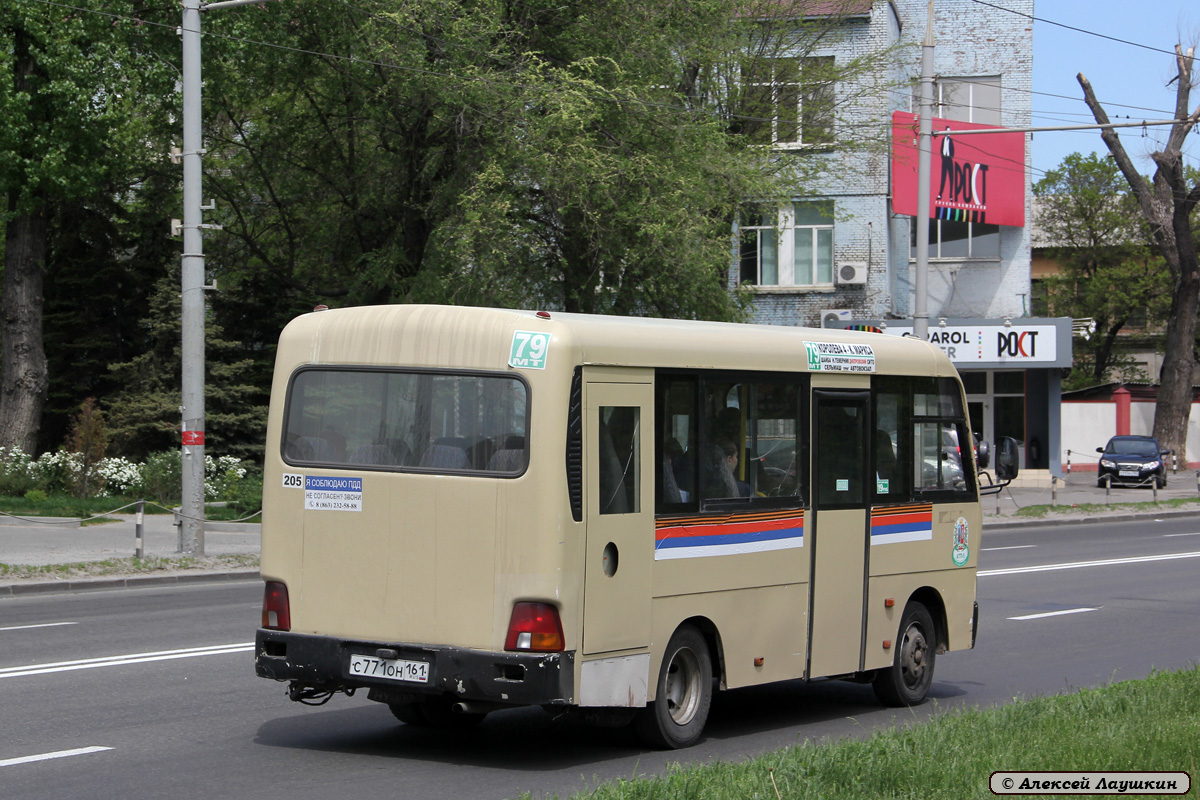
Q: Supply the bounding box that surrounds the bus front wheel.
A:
[872,602,936,707]
[634,625,712,749]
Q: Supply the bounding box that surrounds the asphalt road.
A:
[2,516,1198,800]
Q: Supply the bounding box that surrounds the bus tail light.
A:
[505,602,564,652]
[262,581,291,631]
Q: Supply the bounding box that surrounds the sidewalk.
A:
[3,472,1199,596]
[982,469,1200,529]
[0,511,261,596]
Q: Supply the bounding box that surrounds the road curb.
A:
[984,507,1200,530]
[0,569,261,598]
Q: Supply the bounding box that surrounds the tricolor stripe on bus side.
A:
[870,504,933,545]
[654,510,805,560]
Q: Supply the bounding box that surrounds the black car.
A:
[1096,435,1171,488]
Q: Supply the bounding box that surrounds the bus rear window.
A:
[282,368,529,475]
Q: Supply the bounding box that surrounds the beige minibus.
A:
[255,304,1013,748]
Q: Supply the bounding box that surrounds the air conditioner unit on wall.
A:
[836,262,868,285]
[820,309,852,328]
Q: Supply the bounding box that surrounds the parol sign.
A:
[850,318,1073,370]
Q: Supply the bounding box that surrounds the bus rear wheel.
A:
[634,625,712,749]
[873,602,936,707]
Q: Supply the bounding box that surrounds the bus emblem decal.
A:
[952,517,970,566]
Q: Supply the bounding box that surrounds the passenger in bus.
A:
[874,429,899,490]
[703,439,750,499]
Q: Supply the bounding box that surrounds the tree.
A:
[1033,153,1171,389]
[104,273,268,464]
[1,1,176,454]
[1077,45,1200,460]
[199,0,894,324]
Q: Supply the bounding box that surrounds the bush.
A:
[139,450,182,505]
[65,398,108,498]
[96,456,142,496]
[24,489,49,503]
[205,455,248,501]
[0,447,42,496]
[225,467,263,516]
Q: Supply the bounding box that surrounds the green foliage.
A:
[1034,153,1172,388]
[137,451,182,506]
[0,447,41,496]
[2,0,180,454]
[103,274,268,463]
[23,489,48,503]
[7,0,896,461]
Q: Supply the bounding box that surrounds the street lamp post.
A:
[177,0,275,555]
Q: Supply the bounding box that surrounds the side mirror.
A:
[1095,446,1104,454]
[996,437,1020,481]
[975,440,991,469]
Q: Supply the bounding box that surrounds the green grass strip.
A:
[1013,496,1200,518]
[0,554,259,580]
[531,667,1199,799]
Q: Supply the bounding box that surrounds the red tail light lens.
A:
[505,602,564,652]
[262,581,291,631]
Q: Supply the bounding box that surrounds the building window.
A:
[740,201,833,287]
[744,57,834,147]
[934,76,1001,125]
[911,218,1001,259]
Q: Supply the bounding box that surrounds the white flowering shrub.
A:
[0,446,41,495]
[97,457,142,496]
[205,455,248,501]
[1,447,257,507]
[32,450,84,494]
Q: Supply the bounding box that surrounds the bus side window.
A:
[656,376,697,513]
[599,407,640,515]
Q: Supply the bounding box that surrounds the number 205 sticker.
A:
[509,330,550,370]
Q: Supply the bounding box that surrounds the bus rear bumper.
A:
[255,629,575,708]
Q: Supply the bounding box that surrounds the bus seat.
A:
[347,444,393,466]
[296,436,337,462]
[419,444,469,470]
[487,449,526,472]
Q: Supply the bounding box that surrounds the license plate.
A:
[348,654,429,684]
[1118,469,1139,477]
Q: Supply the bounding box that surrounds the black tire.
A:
[1156,475,1167,489]
[388,702,428,726]
[389,697,485,729]
[634,626,713,749]
[873,602,936,707]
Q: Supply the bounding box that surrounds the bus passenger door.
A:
[808,390,870,678]
[583,376,653,655]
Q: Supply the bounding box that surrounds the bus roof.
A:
[277,304,955,378]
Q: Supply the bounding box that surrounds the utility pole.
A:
[177,0,274,556]
[179,0,206,555]
[913,0,934,343]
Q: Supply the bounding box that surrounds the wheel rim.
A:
[898,622,929,691]
[662,646,702,725]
